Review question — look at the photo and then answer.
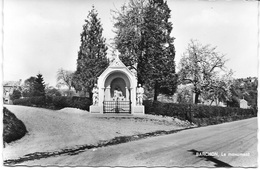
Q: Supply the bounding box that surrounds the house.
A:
[3,79,22,104]
[240,99,250,109]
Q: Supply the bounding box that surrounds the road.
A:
[21,117,257,167]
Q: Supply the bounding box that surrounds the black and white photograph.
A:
[2,0,258,167]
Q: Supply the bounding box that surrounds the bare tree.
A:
[178,40,230,104]
[56,68,74,91]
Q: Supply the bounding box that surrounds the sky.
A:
[2,0,259,87]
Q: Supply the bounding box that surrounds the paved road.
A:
[23,117,257,167]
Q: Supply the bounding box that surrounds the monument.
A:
[89,55,145,115]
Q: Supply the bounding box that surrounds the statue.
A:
[92,84,99,105]
[113,87,124,101]
[136,84,144,105]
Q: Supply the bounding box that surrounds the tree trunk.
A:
[153,82,158,101]
[194,92,200,104]
[68,86,72,96]
[89,89,93,101]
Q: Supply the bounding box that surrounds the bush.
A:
[13,96,91,111]
[3,107,27,144]
[30,96,46,107]
[143,100,256,126]
[13,98,31,106]
[52,96,69,109]
[69,96,91,111]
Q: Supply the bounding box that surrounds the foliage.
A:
[113,0,178,100]
[13,98,31,106]
[32,74,46,97]
[226,95,240,108]
[56,68,74,92]
[22,76,36,97]
[144,100,256,126]
[202,70,233,106]
[178,40,230,104]
[74,6,109,98]
[229,77,258,109]
[113,0,146,71]
[45,87,62,97]
[3,107,27,143]
[143,100,191,121]
[13,96,46,107]
[13,96,91,111]
[10,89,22,101]
[176,85,193,104]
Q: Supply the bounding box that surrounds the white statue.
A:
[92,84,99,105]
[113,88,124,101]
[136,84,144,105]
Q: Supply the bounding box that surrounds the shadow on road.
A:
[188,149,232,167]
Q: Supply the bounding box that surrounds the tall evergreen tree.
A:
[113,0,177,100]
[33,74,46,97]
[143,0,177,100]
[74,6,109,98]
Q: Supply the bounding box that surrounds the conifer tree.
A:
[33,73,46,97]
[113,0,177,100]
[74,6,109,98]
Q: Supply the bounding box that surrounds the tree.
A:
[74,6,109,98]
[176,85,193,104]
[228,77,258,109]
[32,74,46,97]
[10,89,22,100]
[22,76,37,97]
[178,40,228,104]
[113,0,146,72]
[113,0,177,100]
[143,0,177,100]
[46,87,62,97]
[56,68,74,91]
[202,70,233,106]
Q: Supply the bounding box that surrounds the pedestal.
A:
[132,105,145,115]
[90,105,102,114]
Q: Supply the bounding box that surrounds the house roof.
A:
[3,80,22,87]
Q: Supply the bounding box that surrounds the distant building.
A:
[3,79,22,104]
[202,99,226,107]
[240,99,250,109]
[175,83,228,107]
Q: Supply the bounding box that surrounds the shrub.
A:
[13,96,91,111]
[69,96,91,111]
[143,100,256,126]
[30,96,46,107]
[52,96,69,109]
[13,97,31,106]
[3,107,27,144]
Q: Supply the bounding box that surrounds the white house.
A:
[240,99,250,109]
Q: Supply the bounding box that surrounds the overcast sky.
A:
[3,0,259,87]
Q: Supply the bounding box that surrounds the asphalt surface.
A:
[21,117,257,167]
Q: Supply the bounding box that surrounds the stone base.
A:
[132,105,145,115]
[90,105,102,114]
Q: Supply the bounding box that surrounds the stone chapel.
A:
[90,56,145,115]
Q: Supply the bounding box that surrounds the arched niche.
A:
[104,71,131,101]
[110,78,126,97]
[104,71,131,88]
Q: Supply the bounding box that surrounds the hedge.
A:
[13,96,91,111]
[143,100,257,126]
